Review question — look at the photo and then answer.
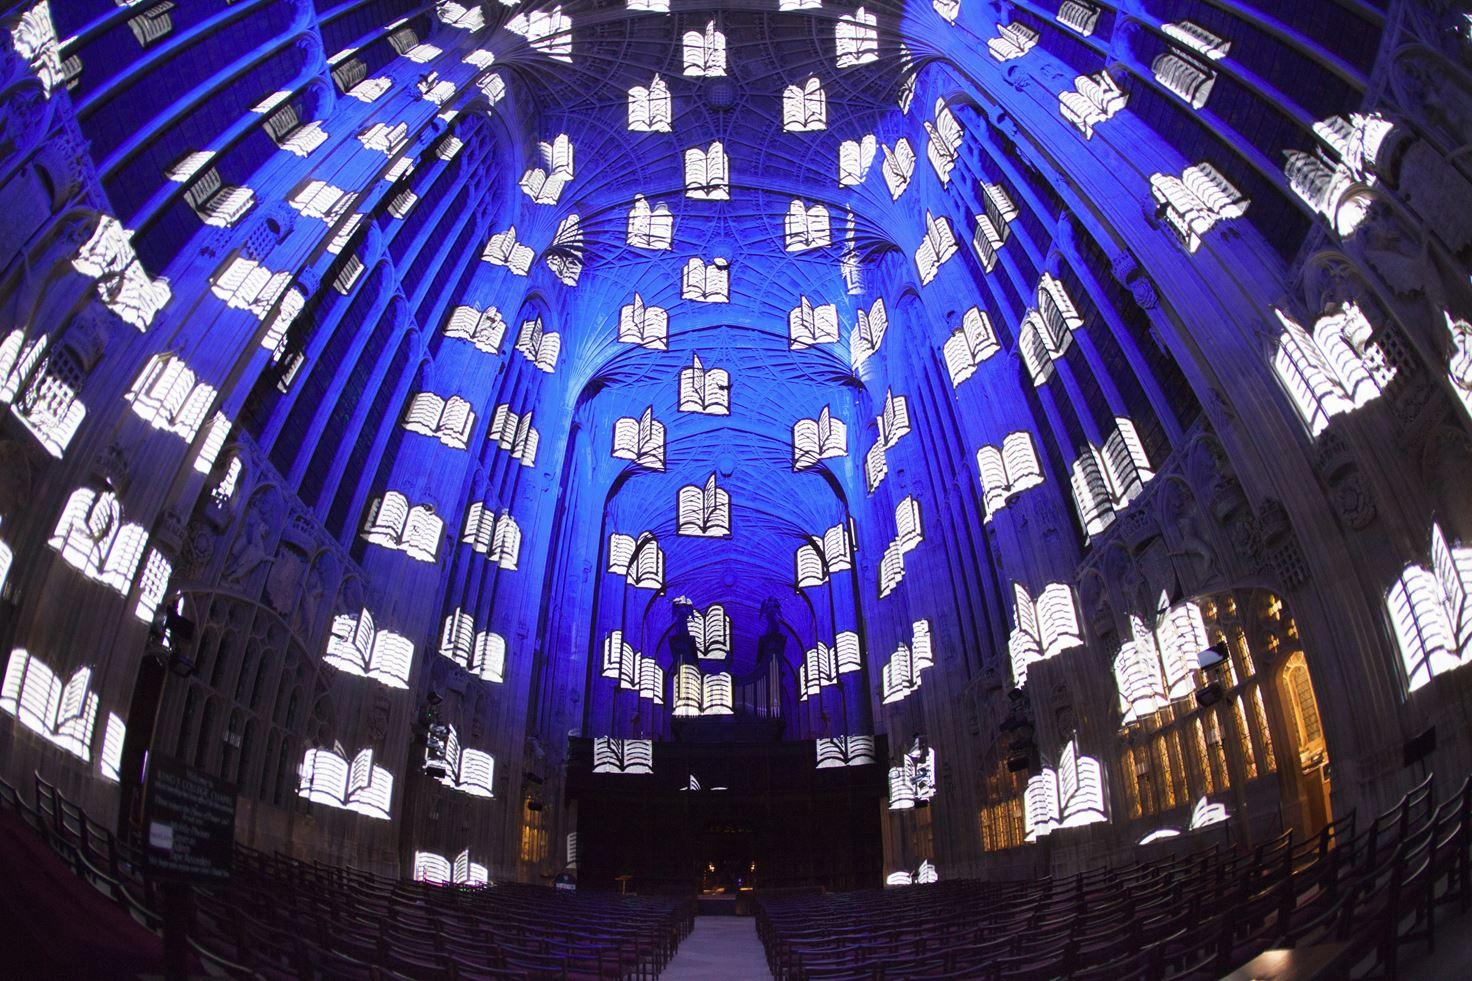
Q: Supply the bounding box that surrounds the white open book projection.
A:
[1,331,87,459]
[444,305,507,354]
[888,739,937,809]
[1113,598,1210,724]
[545,213,584,286]
[325,608,414,689]
[876,389,911,450]
[100,712,125,782]
[126,353,216,440]
[793,406,848,470]
[619,294,669,350]
[887,860,938,887]
[1149,161,1248,253]
[783,77,826,132]
[210,253,293,321]
[679,354,730,415]
[1146,798,1231,843]
[881,619,933,704]
[799,632,862,698]
[915,211,957,285]
[515,316,561,373]
[358,121,407,155]
[839,135,876,187]
[488,404,540,467]
[483,226,535,275]
[1009,582,1083,687]
[593,736,654,774]
[796,521,855,588]
[988,21,1040,62]
[1020,271,1086,386]
[978,431,1044,520]
[678,474,731,537]
[73,214,171,330]
[881,138,915,200]
[925,98,963,185]
[850,297,888,367]
[972,182,1019,271]
[521,134,574,204]
[440,610,506,683]
[835,7,878,68]
[430,724,495,798]
[403,392,475,449]
[612,406,666,470]
[1057,0,1101,35]
[1060,70,1128,139]
[789,296,839,349]
[689,604,731,659]
[414,849,489,887]
[133,548,174,624]
[933,0,959,24]
[1388,523,1472,693]
[673,664,734,716]
[289,179,353,223]
[683,21,726,76]
[49,487,149,595]
[944,307,1000,386]
[1070,416,1154,537]
[816,735,876,768]
[506,6,572,61]
[1024,739,1107,841]
[1,649,99,762]
[1153,22,1228,110]
[1272,304,1394,438]
[628,74,672,132]
[682,257,730,303]
[608,531,664,589]
[601,631,665,703]
[785,200,831,252]
[11,3,66,97]
[684,141,730,200]
[298,746,394,820]
[462,503,522,570]
[628,195,674,250]
[879,496,923,598]
[362,491,442,562]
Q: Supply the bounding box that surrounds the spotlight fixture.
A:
[1194,642,1229,707]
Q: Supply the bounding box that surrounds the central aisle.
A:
[661,916,773,980]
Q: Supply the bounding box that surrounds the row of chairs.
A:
[753,772,1471,979]
[0,772,693,980]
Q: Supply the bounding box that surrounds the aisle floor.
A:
[661,916,773,980]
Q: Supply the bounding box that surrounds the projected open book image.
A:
[672,664,733,716]
[816,735,875,768]
[362,492,442,562]
[612,407,665,470]
[592,737,653,775]
[800,632,862,698]
[608,531,664,589]
[325,608,413,688]
[796,522,854,587]
[677,474,730,538]
[298,746,394,819]
[679,354,729,414]
[429,724,495,798]
[1,650,99,761]
[688,604,731,659]
[414,849,489,887]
